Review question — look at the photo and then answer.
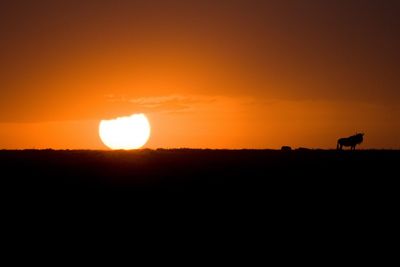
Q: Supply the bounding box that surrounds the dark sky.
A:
[0,0,399,148]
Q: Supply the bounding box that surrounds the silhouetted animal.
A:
[337,133,364,150]
[281,146,292,151]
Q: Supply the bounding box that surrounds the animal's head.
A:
[355,133,364,143]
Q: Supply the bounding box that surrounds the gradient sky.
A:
[1,0,399,149]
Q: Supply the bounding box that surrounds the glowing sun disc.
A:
[99,113,151,150]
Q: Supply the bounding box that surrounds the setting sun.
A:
[99,114,151,150]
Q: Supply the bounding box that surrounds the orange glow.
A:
[0,2,399,149]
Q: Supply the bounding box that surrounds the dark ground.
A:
[1,149,398,202]
[1,149,398,257]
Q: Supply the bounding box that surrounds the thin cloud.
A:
[107,94,217,114]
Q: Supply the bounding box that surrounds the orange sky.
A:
[1,1,399,149]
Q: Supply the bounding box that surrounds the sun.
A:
[99,113,151,150]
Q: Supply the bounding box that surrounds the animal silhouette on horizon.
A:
[337,133,364,150]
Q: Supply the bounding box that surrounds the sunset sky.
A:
[1,0,399,149]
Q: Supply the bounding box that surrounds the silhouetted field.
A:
[3,147,400,243]
[1,149,398,201]
[2,148,398,247]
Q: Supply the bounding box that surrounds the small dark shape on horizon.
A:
[337,133,364,150]
[281,146,292,151]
